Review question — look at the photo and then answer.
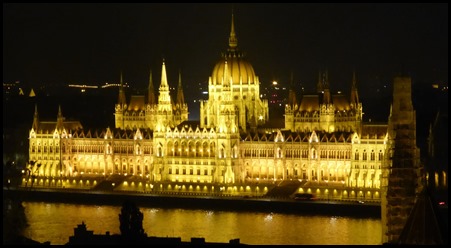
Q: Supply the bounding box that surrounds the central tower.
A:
[200,13,269,132]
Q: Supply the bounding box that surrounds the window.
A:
[378,150,383,161]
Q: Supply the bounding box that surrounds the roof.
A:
[38,121,83,132]
[176,120,201,129]
[128,95,145,111]
[361,123,387,139]
[299,95,320,112]
[332,94,351,111]
[397,188,444,245]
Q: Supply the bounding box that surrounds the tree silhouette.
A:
[118,200,145,239]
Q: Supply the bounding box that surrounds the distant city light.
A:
[68,84,98,89]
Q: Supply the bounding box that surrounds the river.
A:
[22,201,382,245]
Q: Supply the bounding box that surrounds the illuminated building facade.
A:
[26,14,411,199]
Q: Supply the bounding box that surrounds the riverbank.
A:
[4,187,380,218]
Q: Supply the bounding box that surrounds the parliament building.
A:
[25,14,415,203]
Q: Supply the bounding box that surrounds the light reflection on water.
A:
[23,201,381,245]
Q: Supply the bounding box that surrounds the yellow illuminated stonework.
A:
[25,13,391,202]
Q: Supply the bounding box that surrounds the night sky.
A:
[3,3,448,98]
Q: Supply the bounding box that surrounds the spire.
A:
[324,69,330,89]
[160,60,169,90]
[350,70,360,104]
[288,87,297,106]
[287,72,297,105]
[118,71,127,105]
[32,104,39,131]
[223,60,230,88]
[56,105,64,130]
[176,70,185,105]
[147,69,156,105]
[228,11,238,49]
[58,104,62,118]
[317,70,324,93]
[323,70,331,104]
[157,59,172,106]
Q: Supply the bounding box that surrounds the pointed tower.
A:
[155,60,174,130]
[147,70,156,105]
[158,60,171,106]
[174,69,189,124]
[176,70,185,105]
[56,105,65,131]
[287,72,297,106]
[323,70,331,104]
[316,70,323,93]
[285,72,298,131]
[115,71,127,129]
[350,70,360,105]
[32,104,39,131]
[118,71,127,105]
[228,11,238,51]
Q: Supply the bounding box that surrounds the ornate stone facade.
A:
[27,14,393,198]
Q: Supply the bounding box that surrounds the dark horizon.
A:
[3,3,448,100]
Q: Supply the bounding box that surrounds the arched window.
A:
[311,148,317,159]
[135,144,141,155]
[355,150,359,160]
[174,141,180,156]
[157,146,162,157]
[202,142,208,157]
[378,150,383,161]
[181,142,187,156]
[210,142,215,157]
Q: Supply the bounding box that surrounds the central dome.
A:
[210,13,258,85]
[211,51,257,85]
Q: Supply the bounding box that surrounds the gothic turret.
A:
[176,70,185,105]
[147,70,156,105]
[323,70,331,104]
[228,12,238,50]
[32,104,39,131]
[317,70,324,93]
[287,72,297,106]
[350,71,360,105]
[118,72,127,105]
[56,105,65,131]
